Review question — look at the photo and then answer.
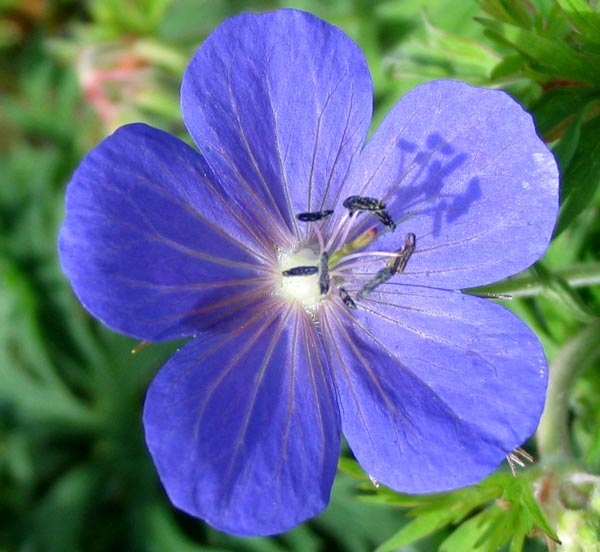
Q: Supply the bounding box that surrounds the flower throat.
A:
[277,195,416,311]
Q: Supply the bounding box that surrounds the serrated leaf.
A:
[375,509,459,551]
[477,16,600,84]
[557,0,600,45]
[439,509,495,552]
[477,0,519,25]
[373,480,504,550]
[517,479,561,542]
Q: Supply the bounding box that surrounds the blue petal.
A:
[143,306,340,536]
[321,287,547,493]
[345,80,559,288]
[181,9,373,243]
[59,123,273,341]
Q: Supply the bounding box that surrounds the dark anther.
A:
[356,233,416,300]
[374,209,396,231]
[282,266,319,276]
[339,287,357,309]
[387,233,416,274]
[296,209,334,222]
[343,195,385,213]
[319,252,330,295]
[343,195,395,231]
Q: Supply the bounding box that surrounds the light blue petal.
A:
[344,80,559,288]
[321,287,547,493]
[181,9,373,243]
[59,123,273,341]
[143,306,340,536]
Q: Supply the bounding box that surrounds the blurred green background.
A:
[2,1,600,551]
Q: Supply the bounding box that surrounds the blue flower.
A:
[59,9,559,537]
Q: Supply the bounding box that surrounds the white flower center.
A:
[277,247,322,308]
[272,198,416,315]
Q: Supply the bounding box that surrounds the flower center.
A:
[277,248,322,307]
[274,196,416,313]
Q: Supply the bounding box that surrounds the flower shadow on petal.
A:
[345,81,558,288]
[384,133,481,236]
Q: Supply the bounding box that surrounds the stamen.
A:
[319,252,330,295]
[282,266,319,276]
[131,340,150,354]
[387,233,416,274]
[368,474,380,488]
[356,233,416,300]
[507,446,535,477]
[313,223,326,254]
[329,226,378,265]
[324,211,353,252]
[338,287,356,309]
[332,250,399,270]
[296,209,334,222]
[343,195,395,231]
[356,267,393,301]
[343,195,385,213]
[374,209,396,231]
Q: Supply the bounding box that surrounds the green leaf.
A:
[89,0,173,36]
[27,465,99,551]
[438,476,560,551]
[439,508,497,552]
[508,526,527,552]
[530,86,597,135]
[530,263,598,322]
[477,0,520,25]
[315,473,405,552]
[556,114,600,235]
[375,508,459,551]
[477,16,600,84]
[394,15,499,84]
[465,261,600,299]
[489,53,524,80]
[367,473,560,552]
[557,0,600,45]
[144,502,230,552]
[337,457,370,481]
[551,101,594,172]
[538,319,600,458]
[516,479,561,542]
[374,480,502,551]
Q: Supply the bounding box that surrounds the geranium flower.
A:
[59,9,559,537]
